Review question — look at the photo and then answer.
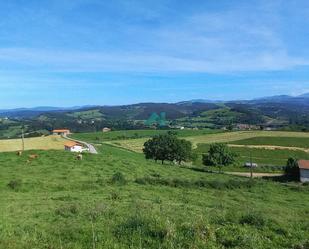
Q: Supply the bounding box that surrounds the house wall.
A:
[70,145,83,153]
[300,169,309,182]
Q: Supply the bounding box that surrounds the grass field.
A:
[232,136,309,148]
[70,129,222,143]
[0,135,66,152]
[194,144,309,170]
[0,144,308,248]
[100,131,309,171]
[103,131,309,153]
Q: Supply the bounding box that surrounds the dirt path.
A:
[225,172,283,178]
[228,144,309,153]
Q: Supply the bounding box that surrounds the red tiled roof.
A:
[298,160,309,169]
[53,129,70,133]
[64,141,81,148]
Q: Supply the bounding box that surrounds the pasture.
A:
[103,130,309,153]
[100,131,309,171]
[232,136,309,148]
[194,144,309,170]
[0,144,308,248]
[70,128,221,143]
[0,135,66,152]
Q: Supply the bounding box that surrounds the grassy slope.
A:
[67,109,104,120]
[0,135,66,152]
[232,136,309,148]
[70,129,221,143]
[0,145,308,249]
[176,107,242,128]
[103,131,309,153]
[194,144,309,170]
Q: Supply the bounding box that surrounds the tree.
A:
[202,143,237,172]
[143,134,175,164]
[173,139,193,165]
[143,133,193,165]
[285,157,299,181]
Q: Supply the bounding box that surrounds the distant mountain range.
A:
[0,92,308,139]
[1,93,308,118]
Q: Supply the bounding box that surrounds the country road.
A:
[63,135,98,154]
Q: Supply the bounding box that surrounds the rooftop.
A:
[53,129,70,133]
[298,160,309,170]
[64,141,81,148]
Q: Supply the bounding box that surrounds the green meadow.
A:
[71,129,221,143]
[1,144,309,249]
[232,136,309,148]
[194,144,309,172]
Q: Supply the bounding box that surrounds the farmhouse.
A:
[52,129,71,136]
[64,141,84,153]
[298,160,309,182]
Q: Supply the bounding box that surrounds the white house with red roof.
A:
[64,141,84,153]
[52,129,71,136]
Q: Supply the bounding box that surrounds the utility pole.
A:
[250,150,253,179]
[21,125,25,152]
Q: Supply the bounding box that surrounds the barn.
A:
[298,160,309,182]
[53,129,71,136]
[64,141,84,153]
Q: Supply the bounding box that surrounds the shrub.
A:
[114,215,167,245]
[7,179,22,191]
[135,176,257,190]
[55,204,79,218]
[109,191,120,200]
[239,212,266,228]
[202,143,237,172]
[285,157,300,181]
[110,172,127,185]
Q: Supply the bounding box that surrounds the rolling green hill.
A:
[0,144,308,248]
[1,97,309,139]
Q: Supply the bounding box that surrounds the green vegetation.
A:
[195,144,309,171]
[1,144,309,248]
[202,143,237,172]
[143,133,193,164]
[285,158,300,181]
[177,107,243,128]
[102,131,309,171]
[67,109,104,120]
[70,128,221,143]
[232,136,309,148]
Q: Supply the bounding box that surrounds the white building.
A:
[53,129,71,136]
[64,141,84,153]
[298,160,309,182]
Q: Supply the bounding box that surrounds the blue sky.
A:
[0,0,309,108]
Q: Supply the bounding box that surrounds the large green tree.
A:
[202,143,237,172]
[143,133,193,165]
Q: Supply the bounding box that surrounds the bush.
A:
[202,143,237,172]
[135,176,257,190]
[109,191,120,200]
[7,179,22,191]
[114,215,167,245]
[239,212,266,228]
[55,204,79,218]
[285,157,300,181]
[110,172,127,185]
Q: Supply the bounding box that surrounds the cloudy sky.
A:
[0,0,309,108]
